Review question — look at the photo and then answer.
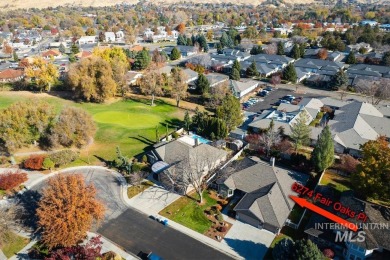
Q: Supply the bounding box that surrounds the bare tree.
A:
[265,42,277,55]
[258,120,281,157]
[139,63,164,106]
[128,171,149,188]
[356,78,390,105]
[164,147,225,204]
[170,68,188,107]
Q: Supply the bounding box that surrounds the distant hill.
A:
[0,0,315,10]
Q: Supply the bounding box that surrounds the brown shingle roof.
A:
[0,69,24,79]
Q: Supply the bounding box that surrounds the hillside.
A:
[0,0,317,10]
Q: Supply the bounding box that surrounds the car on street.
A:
[258,90,269,97]
[265,86,273,91]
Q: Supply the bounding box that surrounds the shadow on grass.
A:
[129,135,155,146]
[94,155,113,167]
[163,118,183,128]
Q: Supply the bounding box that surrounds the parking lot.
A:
[245,88,322,113]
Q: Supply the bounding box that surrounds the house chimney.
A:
[195,137,199,147]
[270,157,275,167]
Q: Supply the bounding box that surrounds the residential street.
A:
[98,209,234,260]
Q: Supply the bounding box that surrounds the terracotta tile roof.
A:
[75,51,92,59]
[129,45,143,52]
[0,69,24,79]
[41,49,61,57]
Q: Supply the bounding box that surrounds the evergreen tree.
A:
[184,110,191,133]
[311,126,334,173]
[290,44,301,59]
[232,60,241,72]
[330,69,348,90]
[177,34,186,45]
[246,60,259,77]
[220,32,229,48]
[283,63,297,83]
[299,43,306,57]
[216,43,223,54]
[198,35,208,52]
[250,45,263,55]
[290,111,311,152]
[196,73,210,94]
[231,68,240,80]
[277,41,285,55]
[71,44,79,54]
[382,51,390,66]
[59,43,66,54]
[346,51,357,64]
[293,239,323,260]
[133,48,151,70]
[216,94,243,131]
[13,51,18,62]
[170,47,181,60]
[186,38,193,46]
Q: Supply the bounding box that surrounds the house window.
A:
[228,189,234,197]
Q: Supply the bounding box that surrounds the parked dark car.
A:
[265,86,273,91]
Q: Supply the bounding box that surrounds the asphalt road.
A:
[98,209,233,260]
[26,167,233,259]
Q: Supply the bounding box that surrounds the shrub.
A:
[172,132,179,139]
[49,150,79,167]
[215,204,222,211]
[216,212,223,221]
[23,155,45,170]
[42,158,55,170]
[218,226,227,232]
[142,155,148,163]
[131,163,143,173]
[323,248,335,258]
[102,251,121,260]
[0,171,28,190]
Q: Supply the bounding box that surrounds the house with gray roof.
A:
[149,138,228,194]
[294,58,345,83]
[217,157,309,234]
[164,45,198,57]
[347,64,390,80]
[230,79,259,99]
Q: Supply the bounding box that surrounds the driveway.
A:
[222,220,275,260]
[98,209,233,260]
[127,185,181,215]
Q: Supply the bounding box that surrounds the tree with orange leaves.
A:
[317,48,328,60]
[176,23,186,34]
[37,174,105,249]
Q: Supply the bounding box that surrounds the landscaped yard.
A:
[0,232,30,258]
[127,180,155,199]
[0,91,184,164]
[320,170,352,192]
[264,233,292,259]
[159,191,217,234]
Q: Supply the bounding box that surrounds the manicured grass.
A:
[0,92,183,163]
[320,170,352,192]
[127,180,155,199]
[1,232,30,258]
[159,191,217,234]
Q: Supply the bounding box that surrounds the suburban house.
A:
[148,137,228,195]
[238,54,294,78]
[230,79,260,99]
[182,68,198,84]
[104,32,116,42]
[78,36,98,45]
[347,64,390,79]
[164,45,198,57]
[125,71,143,85]
[143,27,178,42]
[248,97,390,156]
[205,73,229,88]
[0,69,24,83]
[305,190,390,260]
[217,156,308,234]
[294,58,345,83]
[75,50,92,60]
[41,49,61,59]
[345,42,373,53]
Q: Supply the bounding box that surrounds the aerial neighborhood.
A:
[0,1,389,260]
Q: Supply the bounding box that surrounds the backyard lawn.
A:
[0,232,30,258]
[320,170,352,192]
[0,91,184,164]
[159,191,217,234]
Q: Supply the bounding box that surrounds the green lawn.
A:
[160,191,217,234]
[320,170,352,192]
[0,92,183,163]
[1,232,30,258]
[127,180,155,199]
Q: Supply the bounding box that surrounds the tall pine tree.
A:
[311,126,334,173]
[277,41,285,55]
[290,44,301,59]
[330,69,348,90]
[283,63,297,83]
[346,51,356,64]
[246,60,259,77]
[196,73,210,94]
[290,111,311,152]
